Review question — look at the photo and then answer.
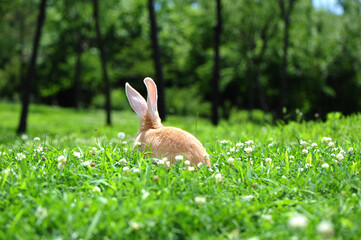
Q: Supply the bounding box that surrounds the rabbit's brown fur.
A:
[126,78,211,167]
[136,127,211,166]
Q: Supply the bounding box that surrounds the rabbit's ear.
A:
[144,77,158,114]
[125,82,147,118]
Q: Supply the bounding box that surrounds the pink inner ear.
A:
[125,83,147,118]
[144,78,158,112]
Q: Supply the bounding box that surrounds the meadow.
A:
[1,102,361,239]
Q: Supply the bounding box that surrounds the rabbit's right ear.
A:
[144,77,158,114]
[125,82,147,118]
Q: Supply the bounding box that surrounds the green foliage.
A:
[1,103,361,238]
[166,86,211,117]
[91,88,129,111]
[0,0,361,118]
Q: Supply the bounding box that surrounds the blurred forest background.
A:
[0,0,361,131]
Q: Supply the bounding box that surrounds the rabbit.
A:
[125,77,211,168]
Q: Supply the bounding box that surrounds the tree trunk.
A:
[17,0,47,134]
[93,0,111,125]
[212,0,222,126]
[277,0,296,119]
[148,0,166,120]
[18,9,26,102]
[73,44,82,110]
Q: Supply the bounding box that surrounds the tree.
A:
[17,0,47,134]
[277,0,297,119]
[212,0,222,125]
[148,0,166,120]
[93,0,111,125]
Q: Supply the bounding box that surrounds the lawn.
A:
[0,102,361,239]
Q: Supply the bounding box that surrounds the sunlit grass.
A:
[0,102,361,239]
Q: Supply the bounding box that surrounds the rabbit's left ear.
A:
[125,82,147,119]
[144,77,158,113]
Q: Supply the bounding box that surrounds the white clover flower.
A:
[82,161,91,167]
[289,155,295,160]
[122,141,127,145]
[245,140,254,146]
[215,173,223,183]
[123,148,128,152]
[57,162,66,170]
[227,157,234,164]
[244,147,253,153]
[348,147,354,153]
[117,132,125,139]
[276,166,281,170]
[242,195,254,201]
[336,153,344,161]
[287,214,308,230]
[261,214,273,221]
[184,160,191,166]
[305,163,312,168]
[91,147,98,154]
[56,156,67,169]
[311,143,317,148]
[302,149,309,154]
[158,159,165,165]
[132,168,140,173]
[322,137,332,143]
[123,166,130,172]
[142,189,150,199]
[57,155,66,162]
[119,158,127,164]
[73,152,82,158]
[230,147,236,152]
[268,143,274,148]
[175,155,184,161]
[135,142,142,146]
[129,220,141,230]
[236,142,244,147]
[203,153,210,159]
[165,161,171,168]
[187,166,195,172]
[265,158,272,163]
[328,142,335,148]
[197,162,203,168]
[220,140,228,144]
[300,140,307,147]
[316,220,334,238]
[322,163,329,168]
[0,152,5,156]
[162,157,168,161]
[34,137,40,141]
[282,175,287,179]
[35,146,43,153]
[21,134,28,141]
[93,186,101,192]
[35,206,48,223]
[299,168,304,172]
[16,153,26,161]
[194,196,206,204]
[226,152,231,155]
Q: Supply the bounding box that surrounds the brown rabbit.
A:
[125,77,211,167]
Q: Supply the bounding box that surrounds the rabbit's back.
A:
[136,127,210,167]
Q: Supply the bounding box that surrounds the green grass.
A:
[1,102,361,239]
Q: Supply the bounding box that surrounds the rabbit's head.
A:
[125,77,163,133]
